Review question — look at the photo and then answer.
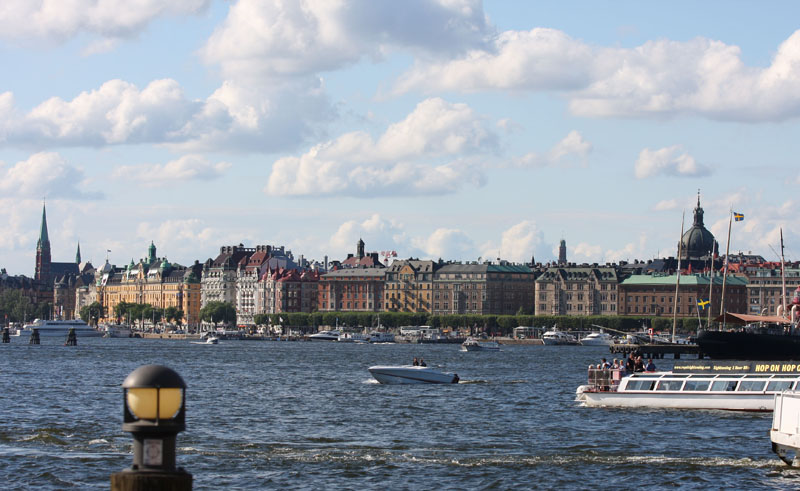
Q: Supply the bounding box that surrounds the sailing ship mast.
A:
[672,211,685,343]
[719,209,733,329]
[781,228,787,319]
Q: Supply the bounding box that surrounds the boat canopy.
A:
[713,312,792,325]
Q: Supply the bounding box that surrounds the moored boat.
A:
[461,337,500,351]
[309,330,341,341]
[579,332,615,346]
[21,319,102,338]
[368,365,459,384]
[368,331,395,343]
[576,360,800,411]
[542,326,579,345]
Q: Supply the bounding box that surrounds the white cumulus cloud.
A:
[114,155,231,186]
[635,145,710,179]
[512,130,592,168]
[265,98,496,197]
[412,228,476,261]
[0,152,101,199]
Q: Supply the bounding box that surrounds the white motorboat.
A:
[368,331,395,343]
[461,337,500,351]
[576,361,800,411]
[542,327,578,345]
[579,332,615,346]
[368,365,460,384]
[191,336,219,345]
[21,319,102,338]
[771,391,800,465]
[102,324,133,338]
[309,330,341,341]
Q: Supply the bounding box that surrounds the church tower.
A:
[357,238,365,259]
[75,241,81,264]
[558,239,567,265]
[35,202,52,283]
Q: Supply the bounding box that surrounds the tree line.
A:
[0,289,52,324]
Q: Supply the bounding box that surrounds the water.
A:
[2,338,799,489]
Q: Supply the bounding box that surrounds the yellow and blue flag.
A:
[733,212,744,222]
[697,299,710,309]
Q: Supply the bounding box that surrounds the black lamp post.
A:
[112,364,192,490]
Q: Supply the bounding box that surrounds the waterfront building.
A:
[318,268,386,312]
[257,267,320,314]
[384,260,437,313]
[201,244,256,307]
[535,264,618,316]
[737,262,800,316]
[235,245,271,326]
[618,274,747,318]
[100,243,203,327]
[432,262,535,316]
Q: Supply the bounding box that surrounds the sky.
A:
[1,0,799,276]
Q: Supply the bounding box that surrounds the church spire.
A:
[35,201,52,282]
[76,241,81,264]
[37,201,50,249]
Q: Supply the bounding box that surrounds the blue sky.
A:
[1,1,799,275]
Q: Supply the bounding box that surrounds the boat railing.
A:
[586,368,624,392]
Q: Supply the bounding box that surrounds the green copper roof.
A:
[620,274,748,286]
[37,203,49,248]
[75,241,81,264]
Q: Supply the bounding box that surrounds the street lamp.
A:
[112,365,191,490]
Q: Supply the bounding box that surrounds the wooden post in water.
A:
[65,327,77,346]
[2,327,10,343]
[29,328,40,344]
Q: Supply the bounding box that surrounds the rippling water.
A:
[2,337,799,489]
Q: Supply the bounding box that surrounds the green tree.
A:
[199,301,236,328]
[79,301,104,326]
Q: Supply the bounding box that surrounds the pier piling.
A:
[29,328,40,344]
[65,328,77,346]
[2,327,9,343]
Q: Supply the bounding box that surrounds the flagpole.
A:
[672,211,685,344]
[720,209,733,329]
[780,228,787,318]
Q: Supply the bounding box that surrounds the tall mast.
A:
[672,211,685,343]
[707,253,714,328]
[781,228,787,318]
[720,209,733,328]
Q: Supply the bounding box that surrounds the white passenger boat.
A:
[542,327,579,345]
[368,365,460,384]
[461,337,500,351]
[576,361,800,411]
[771,391,800,465]
[579,332,615,346]
[368,331,395,343]
[309,330,341,341]
[21,319,102,338]
[338,331,370,343]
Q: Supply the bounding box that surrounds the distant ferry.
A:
[21,319,102,338]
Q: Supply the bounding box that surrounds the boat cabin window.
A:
[736,380,766,392]
[626,380,656,391]
[767,380,795,392]
[683,380,710,391]
[710,380,738,392]
[656,380,684,391]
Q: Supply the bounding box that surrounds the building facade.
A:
[432,262,536,316]
[618,274,747,318]
[384,260,437,313]
[318,268,386,312]
[535,265,619,316]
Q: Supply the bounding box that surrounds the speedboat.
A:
[21,319,102,337]
[542,327,578,345]
[309,330,341,341]
[579,332,615,346]
[191,335,219,345]
[576,360,800,411]
[368,365,460,384]
[461,337,500,351]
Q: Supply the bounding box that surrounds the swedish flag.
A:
[697,299,710,309]
[734,212,744,222]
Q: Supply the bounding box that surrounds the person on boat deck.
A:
[413,357,419,366]
[645,358,656,372]
[625,353,636,373]
[634,356,645,373]
[601,358,611,369]
[611,359,620,369]
[419,358,427,367]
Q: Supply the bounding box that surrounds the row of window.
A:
[626,378,794,392]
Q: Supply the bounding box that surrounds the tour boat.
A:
[579,332,615,346]
[542,327,579,345]
[368,365,460,384]
[576,361,800,411]
[771,390,800,465]
[461,337,500,351]
[21,319,102,337]
[368,331,395,343]
[309,330,341,341]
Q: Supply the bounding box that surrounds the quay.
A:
[610,343,702,359]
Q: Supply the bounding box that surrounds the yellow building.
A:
[384,260,436,313]
[98,243,203,328]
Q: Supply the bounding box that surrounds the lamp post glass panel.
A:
[120,365,187,473]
